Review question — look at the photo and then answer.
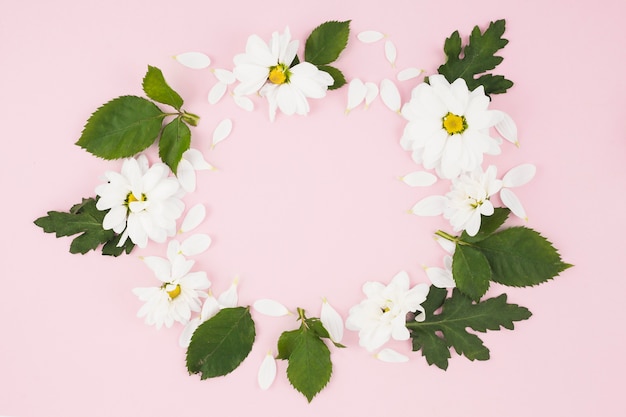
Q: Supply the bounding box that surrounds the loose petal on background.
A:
[180,203,206,233]
[502,164,536,188]
[212,118,233,148]
[233,95,254,111]
[357,30,385,43]
[500,188,528,220]
[183,149,214,171]
[253,299,290,317]
[346,78,367,113]
[400,171,437,187]
[397,67,423,81]
[174,52,211,69]
[434,235,456,254]
[493,110,519,146]
[384,40,397,67]
[208,82,228,104]
[212,68,236,84]
[364,82,379,108]
[380,79,401,113]
[411,195,447,216]
[218,278,239,308]
[321,298,344,343]
[376,348,409,363]
[257,351,277,390]
[180,234,212,256]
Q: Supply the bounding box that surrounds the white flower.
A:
[400,74,504,179]
[345,271,429,352]
[233,27,334,121]
[95,155,184,248]
[133,251,210,330]
[443,165,502,236]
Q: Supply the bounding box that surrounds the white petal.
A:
[179,317,200,348]
[434,235,456,254]
[502,164,536,188]
[425,265,455,288]
[321,299,344,343]
[183,148,213,170]
[253,299,290,317]
[384,40,397,67]
[180,204,206,233]
[180,234,212,256]
[500,188,528,220]
[257,351,277,390]
[397,67,423,81]
[175,52,211,69]
[364,82,379,108]
[493,110,519,145]
[208,82,228,104]
[376,348,409,363]
[212,118,233,148]
[400,171,437,187]
[411,195,447,216]
[346,78,367,113]
[357,30,385,43]
[217,279,239,308]
[380,79,401,113]
[212,68,236,84]
[233,94,254,111]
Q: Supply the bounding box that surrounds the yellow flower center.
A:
[126,192,147,205]
[268,64,289,85]
[442,112,467,135]
[166,284,182,300]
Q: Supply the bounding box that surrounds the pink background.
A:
[1,0,624,415]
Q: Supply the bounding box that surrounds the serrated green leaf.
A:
[142,65,184,110]
[452,244,492,301]
[75,96,164,160]
[437,19,513,95]
[286,329,332,402]
[304,20,350,66]
[159,117,191,173]
[34,197,131,256]
[102,234,135,256]
[317,65,346,90]
[305,317,330,339]
[409,287,531,370]
[474,227,572,287]
[186,307,255,379]
[277,329,299,360]
[460,208,510,243]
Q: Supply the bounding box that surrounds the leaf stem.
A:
[435,230,459,243]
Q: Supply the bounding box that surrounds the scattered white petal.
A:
[376,348,409,363]
[208,82,228,104]
[217,278,239,308]
[321,298,344,343]
[411,195,447,216]
[346,78,367,113]
[434,235,456,254]
[233,94,254,111]
[183,149,213,171]
[502,164,536,188]
[180,204,206,233]
[212,68,236,84]
[253,299,290,317]
[425,255,455,288]
[364,82,379,108]
[180,234,212,256]
[380,79,402,113]
[493,110,519,146]
[400,171,437,187]
[212,118,233,149]
[397,67,423,81]
[179,317,201,347]
[357,30,385,43]
[384,40,397,67]
[258,351,277,390]
[174,52,211,69]
[500,188,528,220]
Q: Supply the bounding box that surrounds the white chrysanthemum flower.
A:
[345,271,429,352]
[95,155,184,248]
[233,27,334,121]
[400,74,504,179]
[443,165,502,236]
[133,251,210,330]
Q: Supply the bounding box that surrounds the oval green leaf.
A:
[142,65,184,110]
[159,117,191,174]
[452,244,492,301]
[304,20,350,66]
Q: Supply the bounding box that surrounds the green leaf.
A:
[34,197,132,256]
[277,329,299,360]
[437,19,513,95]
[286,329,332,402]
[304,317,330,339]
[317,65,346,90]
[158,116,191,173]
[452,244,492,301]
[142,65,184,110]
[409,287,531,370]
[76,95,164,159]
[101,234,135,256]
[474,227,572,287]
[186,307,255,379]
[304,20,350,65]
[460,207,510,243]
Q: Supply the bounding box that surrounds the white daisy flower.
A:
[133,251,210,330]
[233,27,334,121]
[400,74,504,179]
[95,155,184,248]
[345,271,429,352]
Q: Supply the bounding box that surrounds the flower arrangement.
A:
[34,19,571,402]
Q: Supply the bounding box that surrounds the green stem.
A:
[181,110,200,126]
[435,230,459,243]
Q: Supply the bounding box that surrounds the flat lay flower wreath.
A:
[35,19,571,402]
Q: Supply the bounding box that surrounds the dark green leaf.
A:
[304,20,350,65]
[277,329,299,360]
[34,197,130,256]
[437,19,513,95]
[409,287,532,370]
[305,317,330,339]
[317,65,346,90]
[102,234,135,256]
[142,65,184,110]
[452,244,492,301]
[158,117,191,174]
[286,329,332,402]
[474,227,572,287]
[186,307,255,379]
[460,208,510,243]
[76,96,164,159]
